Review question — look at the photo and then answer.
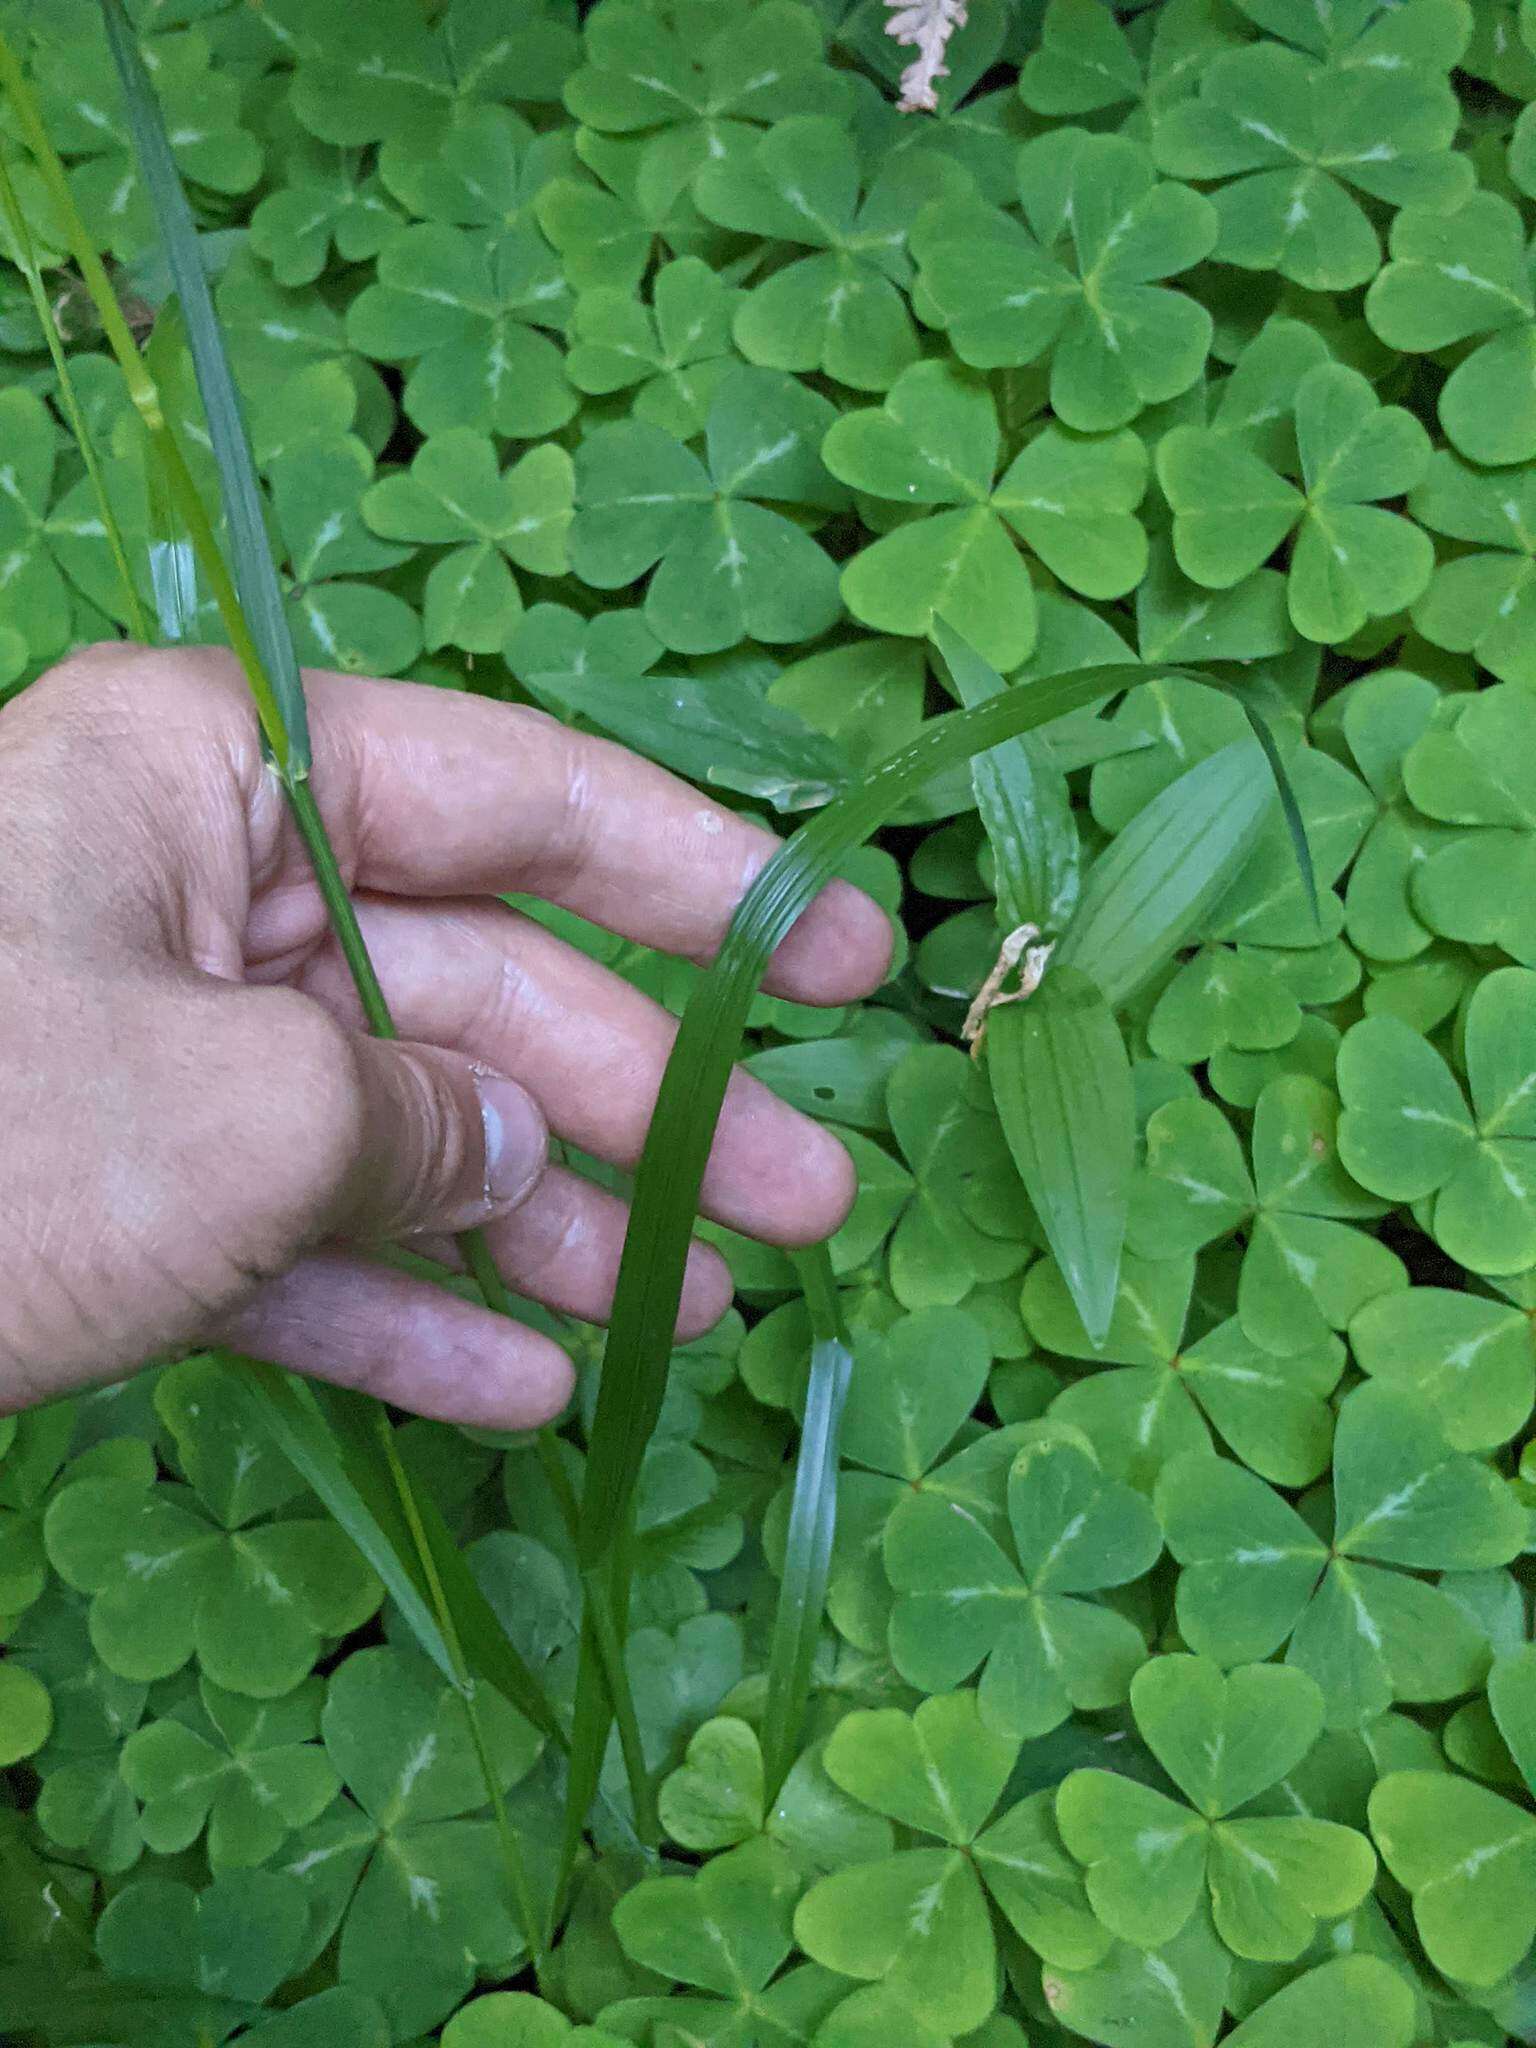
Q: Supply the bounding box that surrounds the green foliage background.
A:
[1,0,1535,2042]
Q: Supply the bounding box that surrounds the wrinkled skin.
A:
[0,645,890,1426]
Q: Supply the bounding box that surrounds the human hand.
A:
[0,645,891,1428]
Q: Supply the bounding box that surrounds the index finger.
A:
[301,667,893,1005]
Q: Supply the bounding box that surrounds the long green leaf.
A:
[0,147,147,644]
[0,23,293,769]
[91,0,653,1849]
[987,968,1136,1348]
[761,1245,853,1801]
[573,654,1148,1570]
[99,0,309,774]
[238,1364,566,1748]
[1054,737,1275,1008]
[1241,699,1321,932]
[935,618,1080,934]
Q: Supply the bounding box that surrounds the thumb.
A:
[331,1034,549,1242]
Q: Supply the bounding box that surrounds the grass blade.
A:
[238,1363,567,1749]
[81,1,651,1925]
[0,146,148,644]
[0,23,294,770]
[986,970,1136,1348]
[573,651,1151,1573]
[142,305,206,643]
[761,1244,852,1801]
[240,1368,558,1977]
[372,1408,552,1981]
[935,617,1079,934]
[1241,698,1321,932]
[99,0,309,774]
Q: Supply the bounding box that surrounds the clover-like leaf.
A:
[1221,1956,1418,2048]
[658,1716,764,1851]
[1058,1655,1375,1959]
[534,130,697,300]
[266,439,423,676]
[1134,541,1295,668]
[0,1399,131,1626]
[1350,1286,1535,1453]
[795,1693,1030,2033]
[886,1423,1160,1738]
[347,222,574,437]
[694,115,968,390]
[1491,1641,1536,1795]
[1330,665,1446,963]
[1159,362,1433,643]
[119,1676,339,1869]
[0,387,144,661]
[37,21,262,260]
[8,1580,149,1873]
[1337,967,1536,1273]
[1037,1907,1232,2048]
[757,1304,994,1650]
[566,256,739,438]
[571,365,844,653]
[564,0,850,177]
[0,1661,52,1767]
[913,128,1217,430]
[216,244,360,403]
[1409,453,1536,684]
[1019,0,1143,117]
[1370,1770,1536,1985]
[611,1835,813,2031]
[249,125,400,287]
[1403,683,1536,964]
[44,1459,381,1700]
[1237,1076,1398,1356]
[443,1992,626,2047]
[1158,1385,1526,1724]
[1153,38,1470,290]
[868,1044,1039,1314]
[1148,947,1303,1068]
[273,1645,544,2036]
[1366,190,1536,464]
[378,103,575,231]
[96,1864,309,2006]
[817,1690,1020,1839]
[267,0,576,150]
[825,359,1147,669]
[363,431,572,653]
[1026,1243,1347,1490]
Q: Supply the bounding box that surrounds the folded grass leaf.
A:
[577,653,1145,1575]
[760,1246,853,1800]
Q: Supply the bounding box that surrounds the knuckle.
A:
[26,642,248,738]
[519,714,603,893]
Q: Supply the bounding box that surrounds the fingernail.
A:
[475,1071,547,1211]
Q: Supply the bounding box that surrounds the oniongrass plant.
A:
[0,0,1316,1977]
[0,3,572,1970]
